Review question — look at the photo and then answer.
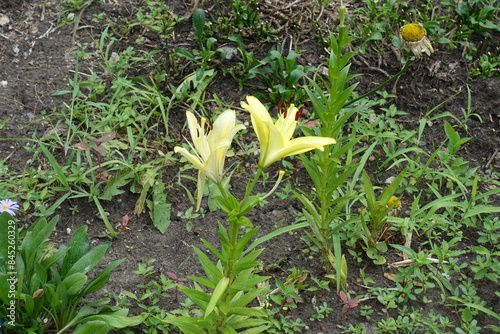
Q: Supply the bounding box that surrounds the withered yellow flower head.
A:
[400,23,434,58]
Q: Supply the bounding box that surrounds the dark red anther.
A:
[277,100,284,114]
[283,102,291,118]
[295,107,304,121]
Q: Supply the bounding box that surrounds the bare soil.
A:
[0,0,499,333]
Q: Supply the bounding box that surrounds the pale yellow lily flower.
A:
[242,96,336,169]
[175,110,245,211]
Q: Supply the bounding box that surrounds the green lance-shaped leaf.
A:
[205,277,230,318]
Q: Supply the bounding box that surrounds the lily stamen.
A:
[261,170,285,201]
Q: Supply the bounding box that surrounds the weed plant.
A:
[0,212,144,332]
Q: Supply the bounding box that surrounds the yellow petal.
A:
[186,111,210,161]
[274,104,299,140]
[242,96,273,144]
[196,171,206,211]
[242,96,336,169]
[262,136,336,168]
[174,146,205,172]
[244,96,273,123]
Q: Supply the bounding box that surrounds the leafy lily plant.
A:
[293,6,363,292]
[168,96,334,333]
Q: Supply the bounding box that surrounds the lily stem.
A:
[244,167,263,199]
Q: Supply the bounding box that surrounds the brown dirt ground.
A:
[0,0,499,333]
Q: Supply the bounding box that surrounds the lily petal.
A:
[174,147,205,172]
[186,112,210,161]
[265,136,335,167]
[242,96,273,143]
[196,171,206,212]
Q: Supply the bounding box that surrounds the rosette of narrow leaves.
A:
[0,215,145,333]
[360,169,406,265]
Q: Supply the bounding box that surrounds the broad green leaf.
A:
[100,172,132,200]
[472,246,490,256]
[193,246,223,283]
[436,37,451,44]
[234,228,260,256]
[390,244,415,257]
[180,286,211,310]
[44,283,59,309]
[229,307,267,318]
[165,316,209,334]
[232,249,264,273]
[62,273,88,296]
[20,217,58,278]
[0,212,17,269]
[30,262,47,294]
[0,274,9,303]
[59,306,146,333]
[479,20,497,29]
[229,288,267,308]
[221,326,237,334]
[33,262,48,286]
[80,258,124,296]
[60,225,89,278]
[226,315,269,331]
[231,274,268,292]
[151,202,171,233]
[362,170,376,209]
[72,320,109,334]
[366,31,383,41]
[190,276,217,290]
[41,250,67,272]
[288,68,304,86]
[80,311,146,328]
[67,243,110,277]
[237,325,270,334]
[147,181,172,234]
[23,293,35,318]
[192,9,206,41]
[201,238,224,262]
